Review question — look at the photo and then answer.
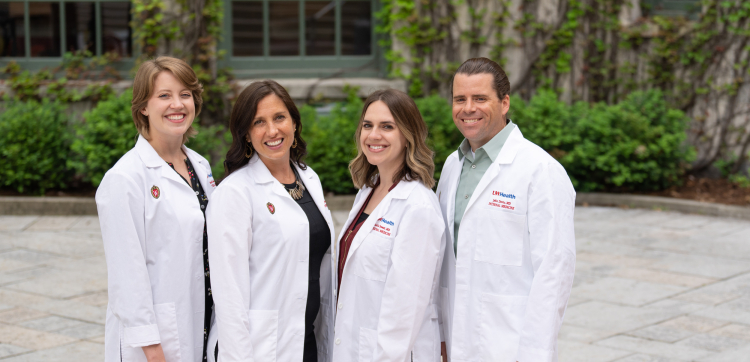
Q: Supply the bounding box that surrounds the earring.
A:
[245,143,253,158]
[292,138,298,148]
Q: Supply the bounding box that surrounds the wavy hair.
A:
[224,80,307,176]
[349,89,435,189]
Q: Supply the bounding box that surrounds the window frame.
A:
[221,0,386,79]
[0,0,134,73]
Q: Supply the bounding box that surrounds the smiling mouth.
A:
[368,145,387,150]
[166,114,186,121]
[462,118,481,124]
[265,139,283,147]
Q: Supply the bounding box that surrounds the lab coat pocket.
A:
[353,234,393,282]
[478,293,527,362]
[154,303,182,362]
[357,327,377,362]
[474,212,525,266]
[247,310,279,362]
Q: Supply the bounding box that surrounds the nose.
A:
[368,126,383,140]
[170,97,183,110]
[463,98,477,114]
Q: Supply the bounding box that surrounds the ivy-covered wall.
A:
[379,0,750,173]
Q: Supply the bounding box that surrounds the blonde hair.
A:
[349,89,436,189]
[131,56,203,143]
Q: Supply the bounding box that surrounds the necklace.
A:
[284,168,306,200]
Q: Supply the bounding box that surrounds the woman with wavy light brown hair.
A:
[331,89,446,362]
[96,56,218,362]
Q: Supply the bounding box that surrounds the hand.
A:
[441,342,447,361]
[142,344,166,362]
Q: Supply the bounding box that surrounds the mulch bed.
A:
[641,176,750,206]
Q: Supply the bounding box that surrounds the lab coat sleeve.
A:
[96,170,160,347]
[516,161,576,362]
[206,183,255,362]
[373,204,444,362]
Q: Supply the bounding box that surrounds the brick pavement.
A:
[0,206,747,361]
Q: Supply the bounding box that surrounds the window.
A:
[642,0,702,19]
[0,0,132,71]
[223,0,383,78]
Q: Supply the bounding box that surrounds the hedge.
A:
[0,89,694,194]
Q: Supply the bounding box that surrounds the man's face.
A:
[452,73,510,151]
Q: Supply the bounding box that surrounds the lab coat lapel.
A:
[184,148,212,197]
[247,155,290,199]
[463,127,524,216]
[134,135,189,188]
[298,165,334,231]
[445,156,463,243]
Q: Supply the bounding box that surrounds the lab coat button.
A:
[338,302,343,310]
[464,195,468,199]
[471,164,476,169]
[335,338,341,345]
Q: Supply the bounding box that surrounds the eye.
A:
[274,115,286,121]
[253,119,264,126]
[476,97,487,102]
[383,124,394,130]
[181,93,191,98]
[454,97,465,103]
[362,123,372,129]
[158,94,169,99]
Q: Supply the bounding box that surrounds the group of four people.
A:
[96,55,576,362]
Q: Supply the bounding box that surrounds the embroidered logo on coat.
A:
[151,186,160,199]
[267,202,275,214]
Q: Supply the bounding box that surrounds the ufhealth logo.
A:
[378,217,395,226]
[492,190,516,199]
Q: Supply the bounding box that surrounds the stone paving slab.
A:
[0,207,746,361]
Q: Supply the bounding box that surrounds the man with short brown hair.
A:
[436,57,576,362]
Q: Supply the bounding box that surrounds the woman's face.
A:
[360,100,407,170]
[248,93,296,164]
[141,71,195,142]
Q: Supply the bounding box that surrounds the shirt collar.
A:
[457,119,516,163]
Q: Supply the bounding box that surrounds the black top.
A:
[355,212,369,227]
[283,172,331,362]
[167,158,213,361]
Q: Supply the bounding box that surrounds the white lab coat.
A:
[435,126,576,362]
[206,155,335,362]
[333,179,445,362]
[97,135,218,362]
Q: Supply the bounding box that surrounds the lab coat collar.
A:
[495,126,524,165]
[134,135,193,187]
[344,179,419,266]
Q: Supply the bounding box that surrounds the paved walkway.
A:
[0,206,747,361]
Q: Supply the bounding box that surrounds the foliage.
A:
[413,95,463,180]
[0,99,71,194]
[69,90,138,186]
[302,86,364,194]
[187,122,232,180]
[0,50,119,102]
[531,90,694,192]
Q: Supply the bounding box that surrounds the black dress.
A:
[167,158,214,361]
[283,170,331,362]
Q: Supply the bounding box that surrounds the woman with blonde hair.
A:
[96,56,218,362]
[332,89,446,361]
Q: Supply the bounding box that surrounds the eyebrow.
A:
[156,89,191,93]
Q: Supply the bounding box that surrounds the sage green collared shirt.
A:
[454,120,516,255]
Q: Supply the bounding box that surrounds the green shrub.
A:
[69,90,138,186]
[302,87,363,194]
[414,95,463,181]
[187,123,231,181]
[518,90,694,192]
[0,99,71,194]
